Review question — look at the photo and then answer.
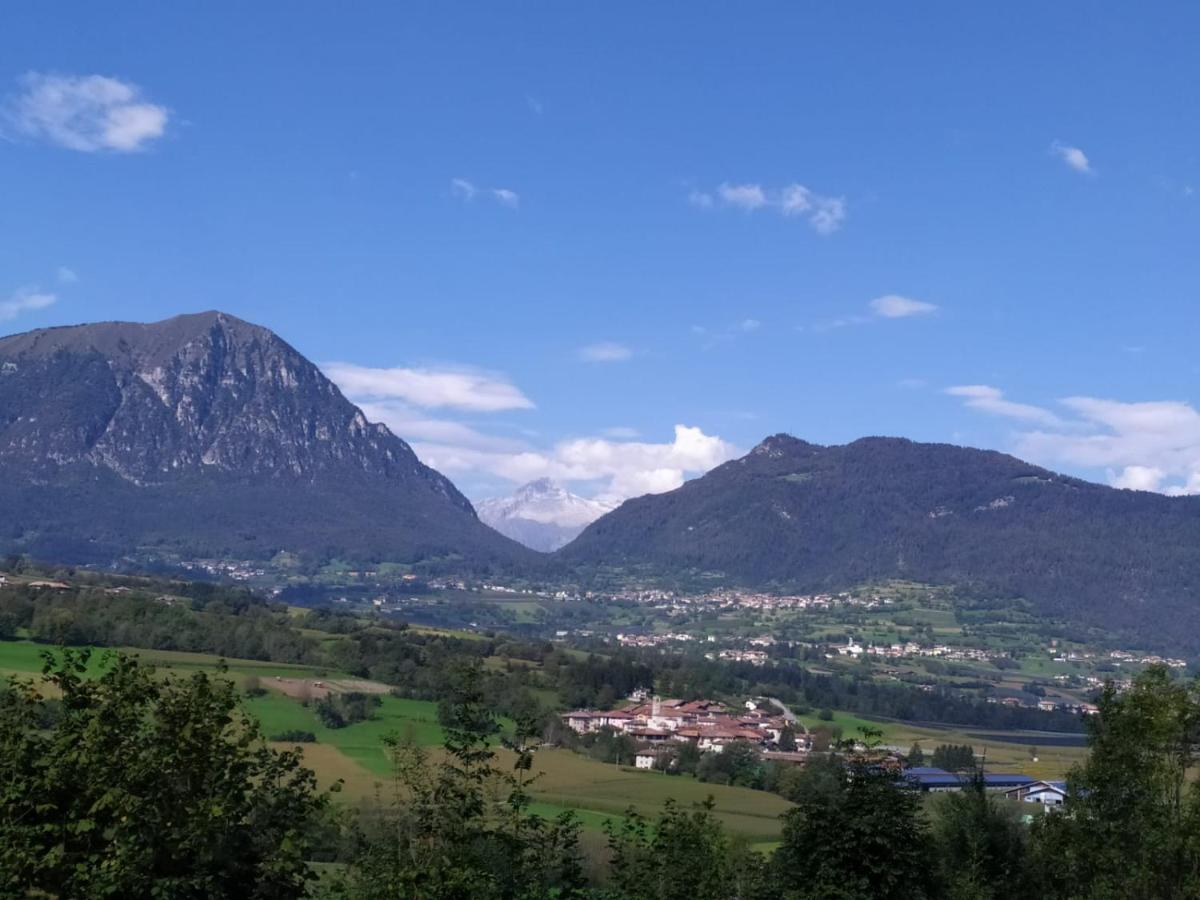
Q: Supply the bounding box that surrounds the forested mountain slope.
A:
[560,435,1200,651]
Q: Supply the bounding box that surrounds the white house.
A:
[634,751,657,769]
[1003,781,1067,808]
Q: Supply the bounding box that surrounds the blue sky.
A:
[3,3,1199,502]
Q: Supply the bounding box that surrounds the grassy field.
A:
[793,704,1086,780]
[0,639,791,838]
[506,749,793,841]
[0,637,1085,834]
[249,691,444,774]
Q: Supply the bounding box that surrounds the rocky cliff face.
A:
[0,311,525,567]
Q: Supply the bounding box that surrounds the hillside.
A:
[560,434,1200,651]
[0,311,533,570]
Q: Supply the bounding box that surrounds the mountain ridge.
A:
[0,311,532,569]
[560,433,1200,652]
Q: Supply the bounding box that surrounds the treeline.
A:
[0,570,1084,733]
[2,656,1197,898]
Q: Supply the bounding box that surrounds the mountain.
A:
[477,479,614,552]
[560,434,1200,652]
[0,311,533,569]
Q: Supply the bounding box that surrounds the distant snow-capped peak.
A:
[476,479,615,551]
[479,478,614,528]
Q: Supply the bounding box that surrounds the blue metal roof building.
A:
[902,767,1038,792]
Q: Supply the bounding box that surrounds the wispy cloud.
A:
[688,181,847,234]
[5,72,168,152]
[947,386,1200,495]
[330,357,736,504]
[691,317,764,349]
[717,183,768,211]
[810,295,939,332]
[869,295,938,318]
[0,288,56,322]
[490,188,520,208]
[1050,140,1093,175]
[578,342,632,363]
[323,362,534,412]
[451,178,520,208]
[945,385,1063,427]
[56,266,78,284]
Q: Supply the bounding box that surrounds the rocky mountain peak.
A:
[0,311,535,567]
[0,310,436,488]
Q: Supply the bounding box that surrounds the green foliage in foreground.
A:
[0,649,329,899]
[2,657,1199,899]
[1032,667,1200,899]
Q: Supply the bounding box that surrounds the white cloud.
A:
[811,295,939,332]
[1051,141,1093,175]
[870,294,938,318]
[1110,465,1166,492]
[578,342,632,363]
[945,384,1063,427]
[717,183,769,211]
[740,319,761,332]
[948,386,1200,496]
[450,178,477,200]
[0,288,56,322]
[6,73,168,152]
[331,355,737,504]
[808,196,847,235]
[414,424,739,505]
[324,362,535,412]
[451,178,519,208]
[491,187,520,208]
[525,95,544,115]
[691,181,847,234]
[56,266,78,284]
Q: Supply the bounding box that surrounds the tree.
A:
[772,747,936,900]
[0,649,326,899]
[603,798,770,900]
[347,661,586,899]
[908,742,926,766]
[931,772,1032,900]
[931,743,976,772]
[778,724,798,752]
[1031,666,1200,899]
[696,741,763,788]
[675,739,702,775]
[773,753,845,806]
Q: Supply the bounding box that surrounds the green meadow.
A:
[0,639,792,838]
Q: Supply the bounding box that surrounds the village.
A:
[560,692,1070,809]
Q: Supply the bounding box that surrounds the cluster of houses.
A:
[831,638,1007,665]
[563,696,795,755]
[1048,644,1188,670]
[563,697,1069,809]
[597,588,894,615]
